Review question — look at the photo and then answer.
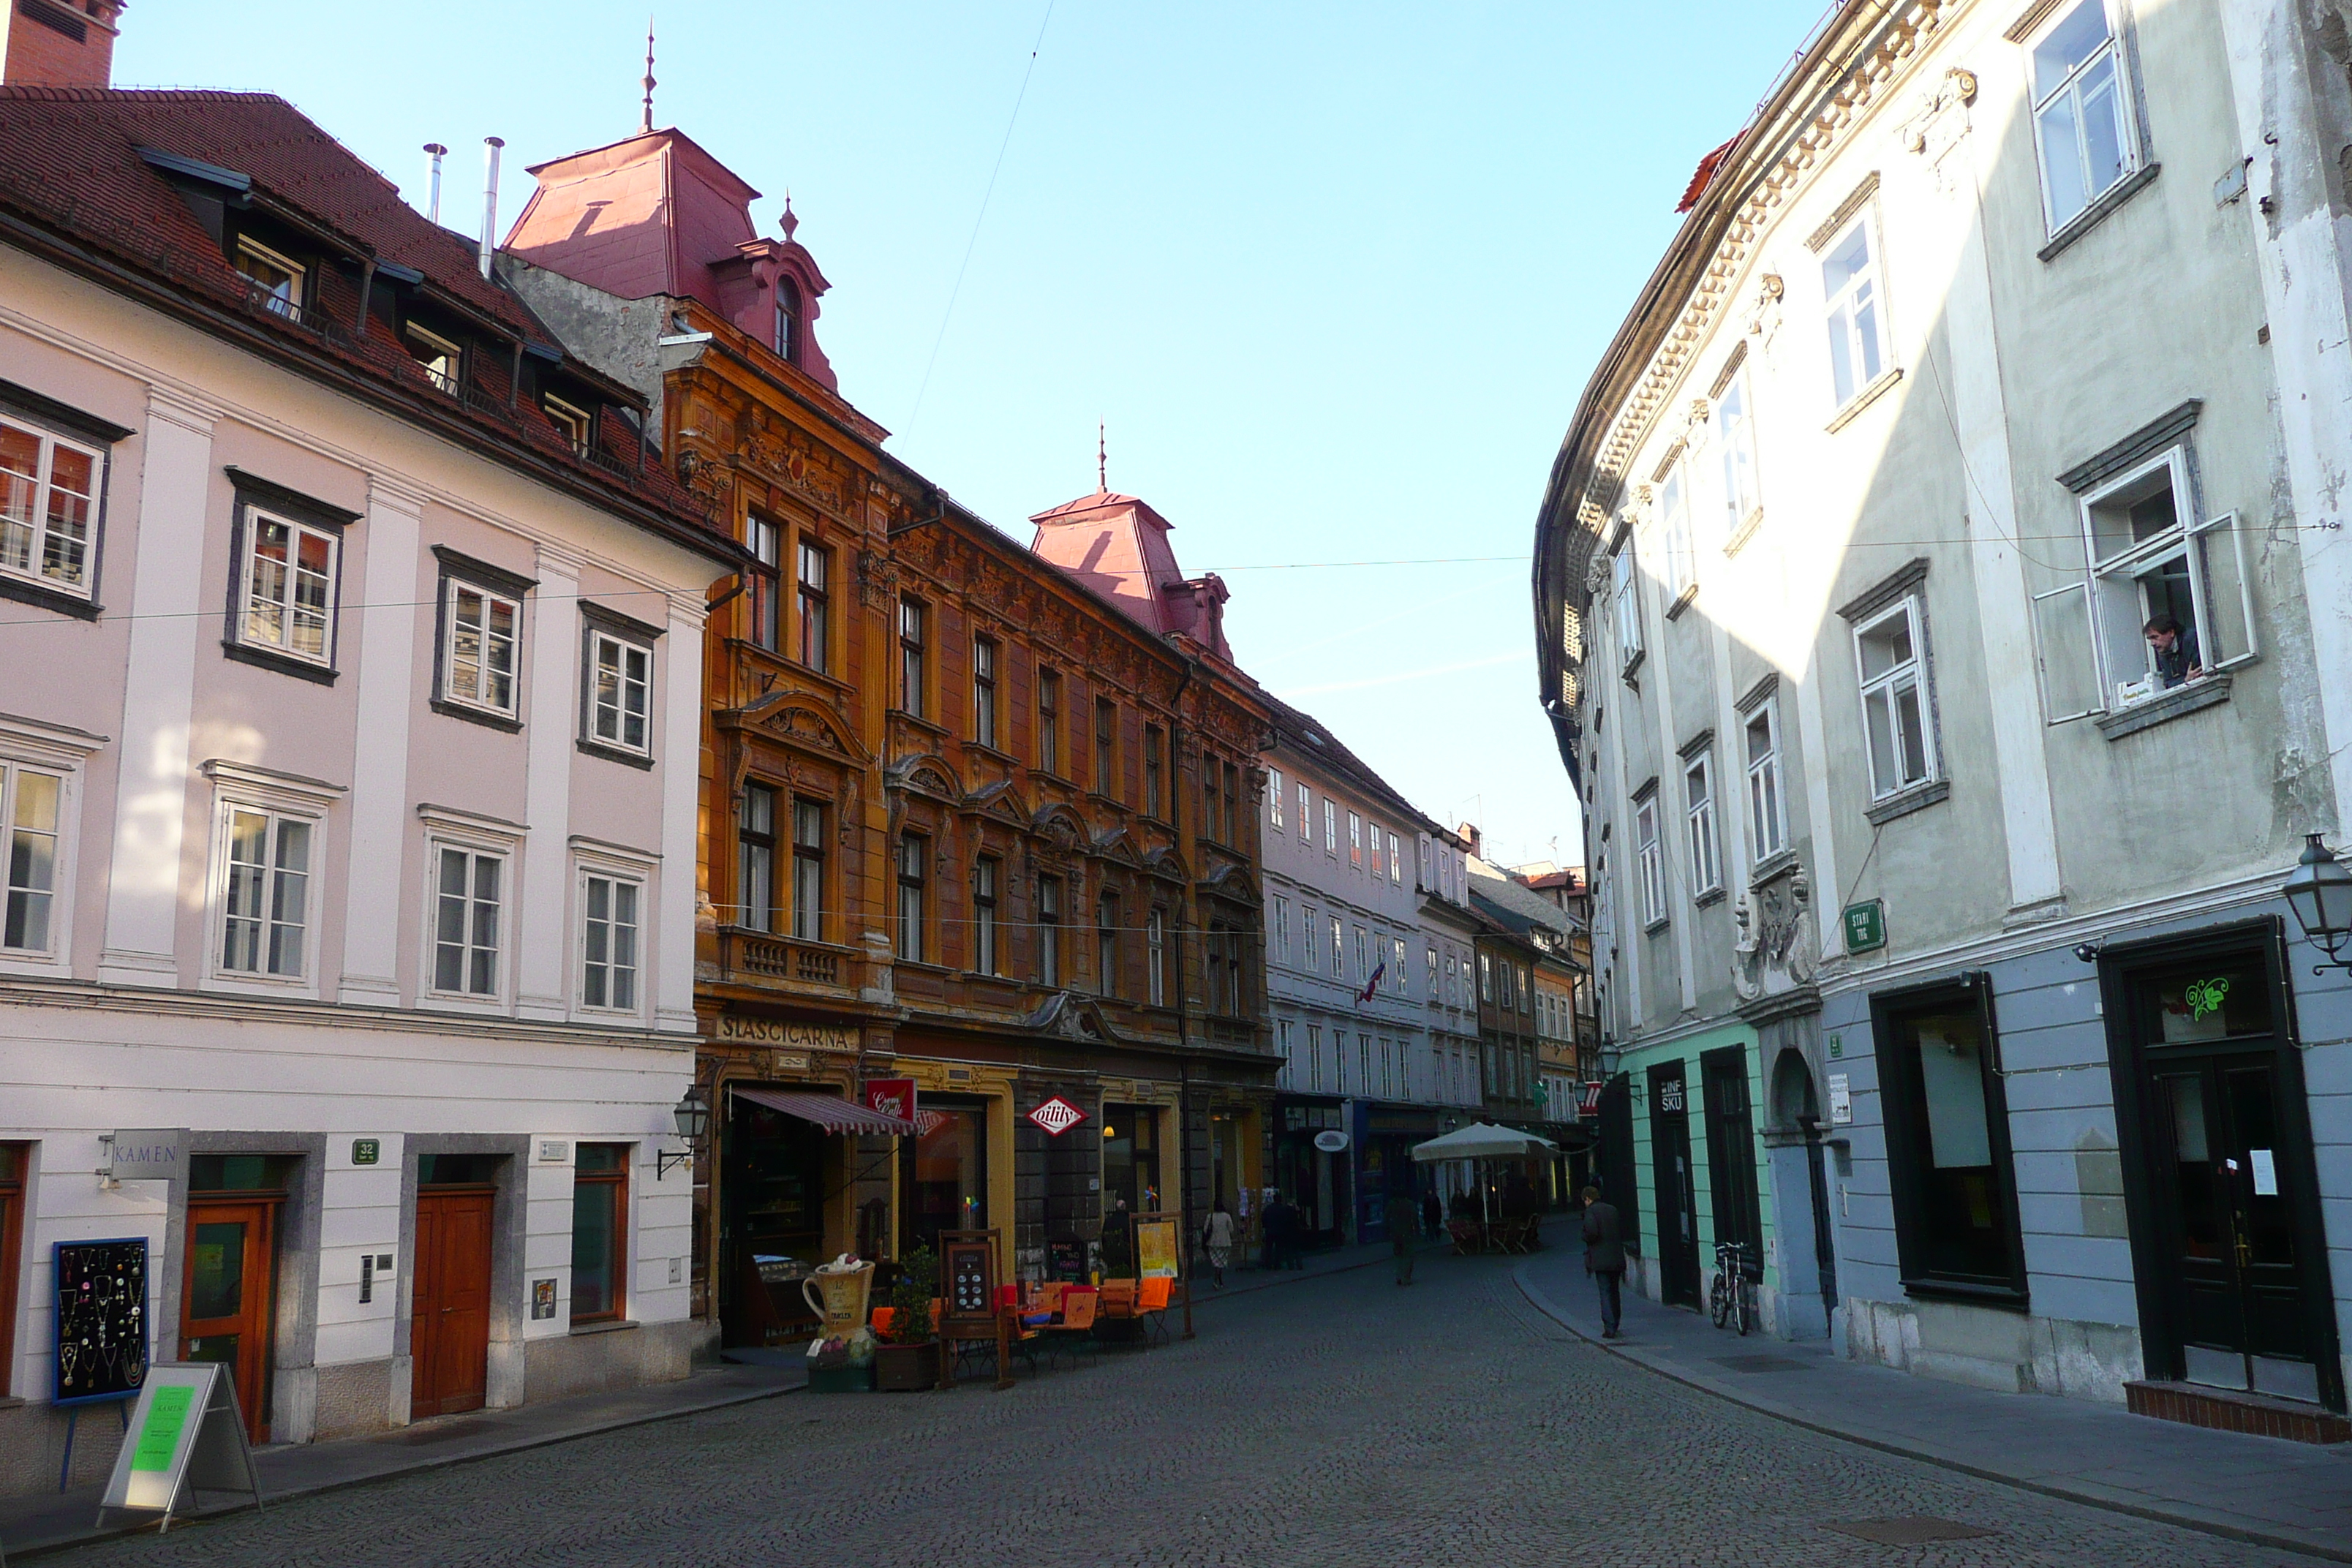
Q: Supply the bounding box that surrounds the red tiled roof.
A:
[1676,132,1744,215]
[0,87,724,548]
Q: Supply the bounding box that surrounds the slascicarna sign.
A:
[108,1131,187,1185]
[1027,1096,1088,1137]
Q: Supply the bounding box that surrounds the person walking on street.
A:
[1421,1184,1442,1241]
[1385,1188,1422,1286]
[1202,1199,1235,1289]
[1581,1184,1625,1338]
[1258,1191,1281,1273]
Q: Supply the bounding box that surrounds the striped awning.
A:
[732,1086,916,1136]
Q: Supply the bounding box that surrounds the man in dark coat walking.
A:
[1581,1185,1626,1338]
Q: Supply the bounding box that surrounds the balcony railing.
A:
[716,927,857,990]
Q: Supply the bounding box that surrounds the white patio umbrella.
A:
[1411,1123,1560,1227]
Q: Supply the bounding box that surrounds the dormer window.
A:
[405,323,463,394]
[543,394,592,455]
[235,238,304,319]
[774,279,801,363]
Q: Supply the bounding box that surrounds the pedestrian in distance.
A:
[1581,1184,1626,1338]
[1385,1188,1422,1286]
[1421,1183,1442,1240]
[1257,1190,1281,1273]
[1202,1199,1235,1289]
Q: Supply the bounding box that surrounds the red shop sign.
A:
[865,1077,916,1123]
[1028,1096,1088,1137]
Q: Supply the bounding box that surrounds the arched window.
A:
[773,278,802,363]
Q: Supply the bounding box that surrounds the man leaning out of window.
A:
[2145,613,2201,689]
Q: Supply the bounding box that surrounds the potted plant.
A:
[874,1246,940,1391]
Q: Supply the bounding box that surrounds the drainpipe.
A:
[478,137,504,282]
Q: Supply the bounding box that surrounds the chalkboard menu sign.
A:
[938,1229,998,1337]
[1049,1237,1085,1282]
[56,1237,149,1406]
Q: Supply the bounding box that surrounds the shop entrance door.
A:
[901,1098,989,1259]
[2113,936,2341,1412]
[2148,1053,2321,1401]
[410,1186,494,1418]
[1649,1062,1700,1308]
[1701,1047,1763,1263]
[180,1197,278,1444]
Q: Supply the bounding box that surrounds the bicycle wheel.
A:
[1708,1274,1730,1330]
[1736,1279,1755,1337]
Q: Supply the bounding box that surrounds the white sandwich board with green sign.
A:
[96,1362,262,1531]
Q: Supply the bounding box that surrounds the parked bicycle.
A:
[1708,1240,1757,1335]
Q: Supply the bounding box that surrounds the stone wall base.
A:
[523,1316,700,1406]
[1842,1294,2142,1403]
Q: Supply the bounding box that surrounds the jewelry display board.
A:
[54,1238,148,1406]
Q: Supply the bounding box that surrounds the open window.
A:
[2034,443,2255,722]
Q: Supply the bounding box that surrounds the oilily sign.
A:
[1027,1096,1088,1137]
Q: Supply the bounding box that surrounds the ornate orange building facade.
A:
[505,125,1273,1343]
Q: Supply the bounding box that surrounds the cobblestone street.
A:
[46,1250,2326,1567]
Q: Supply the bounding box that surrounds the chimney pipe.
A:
[478,136,505,282]
[423,143,448,225]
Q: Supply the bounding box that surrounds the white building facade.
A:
[1261,701,1467,1245]
[1537,0,2352,1430]
[0,88,736,1491]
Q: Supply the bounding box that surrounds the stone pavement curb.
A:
[1512,1259,2352,1565]
[3,1365,802,1562]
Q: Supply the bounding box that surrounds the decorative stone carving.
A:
[1901,66,1978,196]
[1732,863,1817,1002]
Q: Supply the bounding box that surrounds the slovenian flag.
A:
[1357,962,1384,1005]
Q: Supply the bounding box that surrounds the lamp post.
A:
[657,1082,709,1177]
[1598,1038,1623,1082]
[2283,833,2352,975]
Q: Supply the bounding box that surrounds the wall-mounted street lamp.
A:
[2283,832,2352,975]
[1598,1038,1623,1080]
[657,1084,709,1178]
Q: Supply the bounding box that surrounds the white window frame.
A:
[236,236,306,317]
[0,412,106,603]
[1296,782,1311,843]
[1715,361,1761,539]
[1683,753,1722,898]
[1147,907,1166,1005]
[576,862,647,1018]
[1821,210,1891,410]
[2026,0,2141,235]
[1387,832,1402,886]
[440,575,523,717]
[1278,1017,1295,1088]
[1330,913,1343,979]
[1273,894,1291,967]
[1852,596,1940,799]
[1744,698,1789,861]
[202,761,344,998]
[584,625,655,758]
[1348,811,1362,869]
[1269,769,1285,830]
[543,393,592,455]
[238,506,341,668]
[1659,459,1696,604]
[1392,936,1408,995]
[405,321,463,394]
[417,803,519,1012]
[1612,543,1643,665]
[1635,791,1666,929]
[0,715,98,976]
[2034,445,2256,722]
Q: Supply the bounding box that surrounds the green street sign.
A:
[352,1138,380,1166]
[1842,900,1887,954]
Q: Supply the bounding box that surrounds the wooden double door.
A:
[410,1186,494,1418]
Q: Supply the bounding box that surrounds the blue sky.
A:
[118,2,1828,870]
